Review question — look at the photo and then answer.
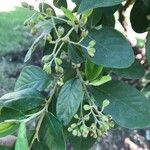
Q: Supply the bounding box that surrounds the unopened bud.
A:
[71,123,77,129]
[43,63,51,74]
[58,26,65,36]
[46,8,53,16]
[89,40,96,47]
[21,2,29,8]
[55,57,62,65]
[72,129,78,136]
[83,104,91,111]
[81,30,88,38]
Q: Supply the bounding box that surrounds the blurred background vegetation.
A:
[0,7,33,96]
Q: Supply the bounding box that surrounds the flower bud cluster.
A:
[87,40,96,57]
[21,2,34,10]
[68,100,114,138]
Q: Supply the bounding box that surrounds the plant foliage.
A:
[1,0,150,149]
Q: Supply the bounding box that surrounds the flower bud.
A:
[87,47,96,57]
[58,26,65,36]
[29,5,34,10]
[102,100,110,109]
[83,104,91,111]
[68,127,73,132]
[81,30,88,38]
[89,40,96,47]
[42,55,51,63]
[82,129,89,138]
[77,131,81,137]
[57,78,64,86]
[71,123,77,129]
[46,8,53,16]
[31,27,38,35]
[21,2,29,8]
[72,129,78,136]
[55,57,62,65]
[38,15,44,21]
[47,34,52,43]
[74,114,79,119]
[43,63,51,74]
[84,115,90,121]
[55,65,64,73]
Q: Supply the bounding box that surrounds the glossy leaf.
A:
[83,27,135,68]
[78,0,124,13]
[15,66,52,91]
[91,80,150,128]
[15,123,28,150]
[56,79,84,125]
[0,88,44,112]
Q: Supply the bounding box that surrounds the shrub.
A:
[1,0,150,149]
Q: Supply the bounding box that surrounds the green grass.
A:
[0,7,34,96]
[0,7,34,56]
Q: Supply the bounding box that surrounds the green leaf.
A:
[15,123,28,150]
[85,59,103,81]
[83,27,134,68]
[15,66,52,91]
[113,60,145,79]
[61,7,76,22]
[0,107,25,122]
[89,75,112,86]
[68,44,85,64]
[32,141,49,150]
[91,80,150,128]
[78,0,124,13]
[39,113,65,150]
[130,0,150,33]
[69,135,96,150]
[87,8,102,28]
[0,88,44,112]
[0,145,10,150]
[146,33,150,63]
[0,122,18,138]
[56,79,84,125]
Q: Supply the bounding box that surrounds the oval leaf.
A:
[39,113,65,150]
[91,80,150,128]
[15,66,52,91]
[0,88,44,112]
[83,27,135,68]
[56,79,84,125]
[78,0,124,13]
